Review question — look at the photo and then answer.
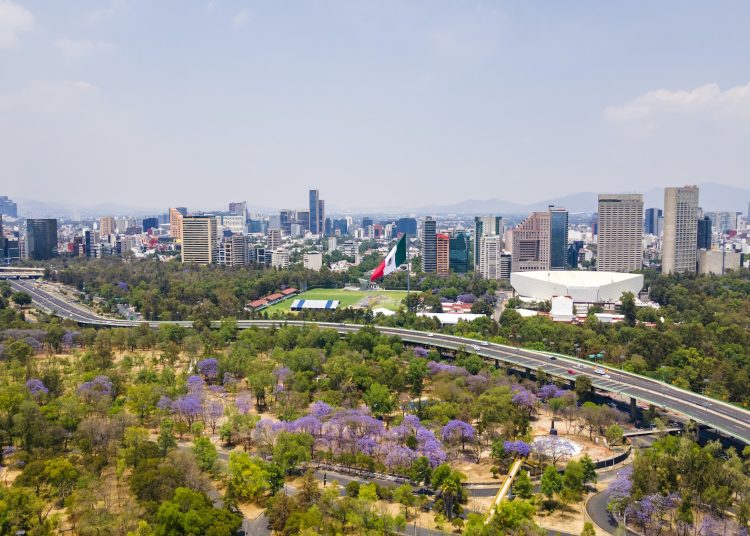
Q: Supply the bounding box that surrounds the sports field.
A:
[263,288,408,314]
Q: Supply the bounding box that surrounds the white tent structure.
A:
[510,271,644,303]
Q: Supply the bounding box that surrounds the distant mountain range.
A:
[11,182,750,218]
[410,182,750,216]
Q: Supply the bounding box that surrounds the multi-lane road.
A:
[11,279,750,445]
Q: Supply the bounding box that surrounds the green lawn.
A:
[263,288,408,314]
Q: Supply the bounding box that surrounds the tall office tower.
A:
[318,199,325,236]
[142,217,158,234]
[644,208,663,235]
[421,217,437,273]
[597,194,644,272]
[548,206,569,270]
[279,208,297,234]
[511,212,551,271]
[295,210,310,231]
[0,196,18,218]
[436,233,450,276]
[662,186,699,274]
[479,234,504,279]
[169,207,187,240]
[362,217,373,230]
[181,216,218,264]
[221,235,247,267]
[449,231,470,273]
[473,216,503,272]
[697,216,712,250]
[26,218,58,260]
[309,189,325,234]
[99,216,115,237]
[396,217,418,237]
[0,214,4,260]
[229,201,247,217]
[267,228,282,250]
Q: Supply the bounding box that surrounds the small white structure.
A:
[289,299,339,311]
[550,296,574,322]
[510,271,644,303]
[303,251,323,271]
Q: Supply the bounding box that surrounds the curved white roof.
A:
[510,271,644,303]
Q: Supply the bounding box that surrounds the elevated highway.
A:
[10,279,750,445]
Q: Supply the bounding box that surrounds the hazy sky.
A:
[2,1,750,212]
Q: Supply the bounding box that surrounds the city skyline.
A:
[2,2,750,210]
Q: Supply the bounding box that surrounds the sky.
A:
[2,0,750,213]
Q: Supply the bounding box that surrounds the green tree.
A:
[226,452,270,503]
[575,375,593,400]
[620,291,637,327]
[513,469,533,500]
[605,424,624,448]
[272,432,313,475]
[192,436,218,472]
[561,460,585,503]
[540,465,563,502]
[363,382,395,418]
[581,521,596,536]
[580,454,597,486]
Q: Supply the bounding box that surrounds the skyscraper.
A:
[169,207,187,240]
[597,194,644,273]
[473,216,503,272]
[479,235,504,279]
[0,196,17,218]
[436,233,450,276]
[511,212,550,271]
[697,216,712,250]
[100,216,116,237]
[421,217,437,273]
[449,232,470,273]
[181,216,218,264]
[662,186,699,274]
[644,208,663,236]
[308,189,325,235]
[228,201,247,216]
[26,218,58,260]
[548,206,569,270]
[142,217,158,234]
[396,217,417,237]
[267,228,282,250]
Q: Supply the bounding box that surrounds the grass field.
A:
[264,288,408,314]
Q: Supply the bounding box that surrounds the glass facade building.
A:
[27,218,58,260]
[449,232,470,273]
[549,207,569,270]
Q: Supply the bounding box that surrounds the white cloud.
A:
[53,38,117,59]
[0,0,33,49]
[604,82,750,126]
[232,9,251,29]
[87,0,127,22]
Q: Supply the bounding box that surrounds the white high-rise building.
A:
[479,235,504,280]
[662,186,699,274]
[597,194,643,273]
[271,248,290,269]
[511,212,550,271]
[303,251,323,271]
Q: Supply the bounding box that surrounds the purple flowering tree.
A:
[235,392,253,415]
[607,467,633,519]
[172,394,203,426]
[539,384,564,401]
[186,375,205,394]
[531,435,575,465]
[503,440,531,458]
[157,395,173,411]
[511,388,537,414]
[206,400,224,434]
[456,293,476,303]
[197,359,219,381]
[25,378,48,399]
[413,347,429,358]
[384,444,418,469]
[310,400,332,419]
[78,376,113,404]
[427,361,468,376]
[441,420,476,451]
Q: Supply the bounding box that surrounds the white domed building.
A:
[510,271,644,304]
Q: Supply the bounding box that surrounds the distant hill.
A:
[414,183,750,216]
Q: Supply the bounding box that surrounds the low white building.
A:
[510,271,644,304]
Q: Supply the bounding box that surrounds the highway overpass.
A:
[10,279,750,445]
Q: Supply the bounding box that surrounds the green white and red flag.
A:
[370,234,407,281]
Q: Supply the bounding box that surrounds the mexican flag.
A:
[370,234,408,281]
